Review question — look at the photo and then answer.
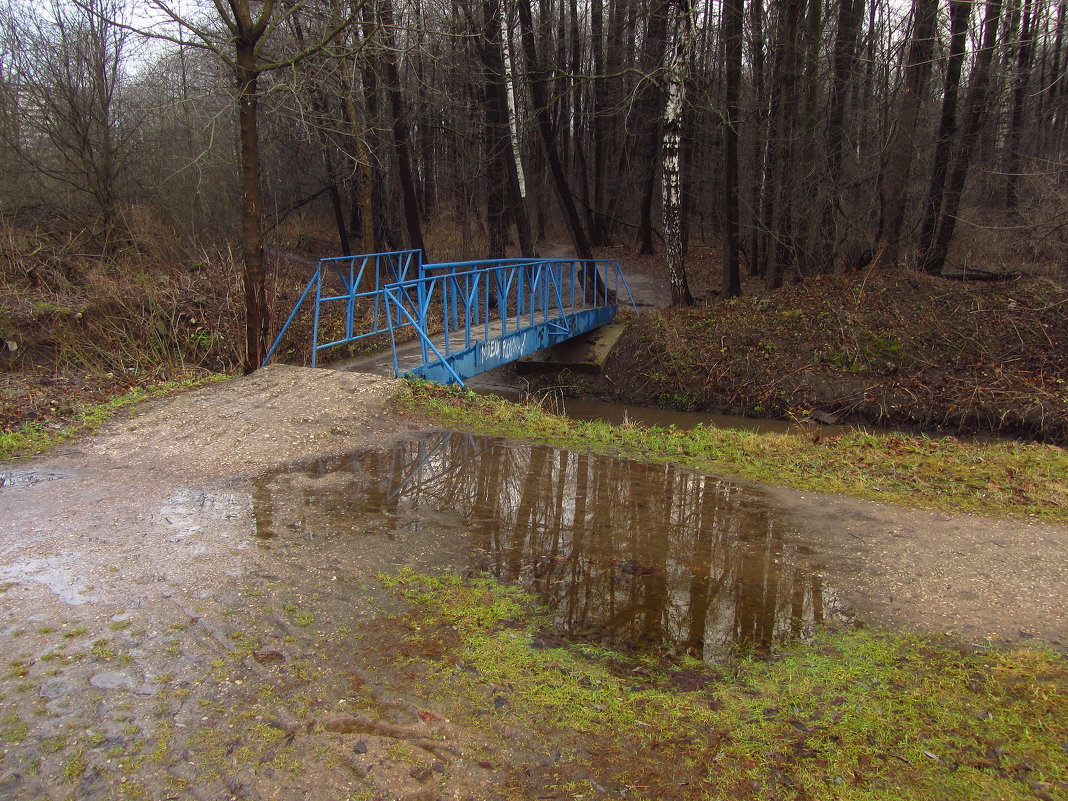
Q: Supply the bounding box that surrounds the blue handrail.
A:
[263,252,636,381]
[382,258,635,386]
[262,250,421,368]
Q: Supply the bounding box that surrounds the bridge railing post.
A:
[345,258,356,343]
[311,262,324,367]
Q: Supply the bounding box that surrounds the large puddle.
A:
[252,432,849,661]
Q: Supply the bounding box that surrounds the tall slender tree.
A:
[922,0,1003,275]
[722,0,744,297]
[661,0,695,306]
[918,0,972,267]
[516,0,593,259]
[881,0,939,266]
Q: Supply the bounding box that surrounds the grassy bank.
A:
[402,382,1068,523]
[383,569,1068,801]
[0,374,228,461]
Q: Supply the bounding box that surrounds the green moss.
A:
[89,639,115,660]
[282,601,315,628]
[62,749,87,783]
[382,570,1068,801]
[41,735,67,753]
[0,712,28,743]
[401,382,1068,522]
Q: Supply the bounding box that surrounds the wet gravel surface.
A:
[0,364,1065,799]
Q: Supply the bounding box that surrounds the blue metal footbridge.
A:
[262,250,635,386]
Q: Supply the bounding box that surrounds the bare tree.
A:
[0,0,134,245]
[516,0,593,259]
[922,0,1003,275]
[1004,0,1035,209]
[881,0,938,266]
[918,0,972,268]
[722,0,744,298]
[109,0,359,372]
[374,0,426,258]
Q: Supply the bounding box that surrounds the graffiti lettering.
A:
[482,336,527,364]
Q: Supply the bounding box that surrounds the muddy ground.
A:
[0,365,1065,800]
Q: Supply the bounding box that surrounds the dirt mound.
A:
[82,365,403,477]
[599,270,1067,442]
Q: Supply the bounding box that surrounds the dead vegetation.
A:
[0,219,246,430]
[598,268,1068,443]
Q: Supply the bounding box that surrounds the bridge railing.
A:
[262,249,421,368]
[383,258,635,385]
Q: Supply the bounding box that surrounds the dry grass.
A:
[599,269,1068,443]
[0,219,247,431]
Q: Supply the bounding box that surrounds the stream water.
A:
[483,387,870,434]
[252,431,850,661]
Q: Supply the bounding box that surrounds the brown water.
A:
[490,389,866,435]
[252,432,849,660]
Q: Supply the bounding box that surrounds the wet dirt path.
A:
[0,365,1065,799]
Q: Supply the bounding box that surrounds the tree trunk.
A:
[881,0,939,266]
[378,0,428,259]
[796,0,824,274]
[661,0,694,307]
[237,47,268,373]
[636,0,672,255]
[748,0,768,277]
[922,0,1003,275]
[497,2,537,255]
[721,0,743,297]
[483,0,512,258]
[918,0,972,263]
[517,0,593,259]
[588,0,609,244]
[1004,0,1034,209]
[819,0,864,273]
[338,74,376,254]
[765,0,806,290]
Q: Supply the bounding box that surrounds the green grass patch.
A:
[401,382,1068,522]
[383,570,1068,800]
[0,374,229,460]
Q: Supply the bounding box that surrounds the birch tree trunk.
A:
[661,0,694,307]
[500,6,536,254]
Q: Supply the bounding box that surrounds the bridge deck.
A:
[334,314,557,379]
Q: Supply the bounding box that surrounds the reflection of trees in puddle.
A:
[253,432,845,659]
